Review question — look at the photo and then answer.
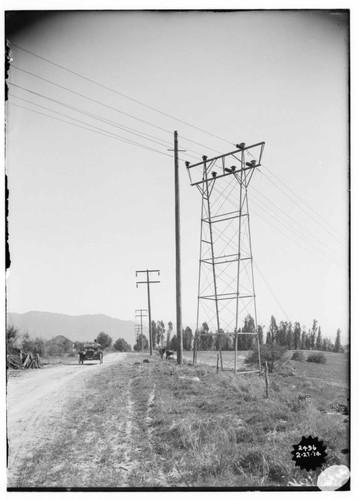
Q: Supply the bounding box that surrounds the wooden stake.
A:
[265,360,269,398]
[234,331,238,372]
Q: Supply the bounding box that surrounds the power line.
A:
[212,176,342,267]
[12,65,175,134]
[249,181,343,262]
[254,263,291,322]
[11,64,223,156]
[10,84,175,150]
[264,166,347,242]
[261,168,346,245]
[248,151,347,244]
[11,42,234,147]
[10,96,344,269]
[10,44,345,241]
[10,52,345,246]
[8,100,174,158]
[10,82,202,160]
[249,196,342,266]
[249,202,342,272]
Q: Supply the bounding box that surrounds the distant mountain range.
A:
[7,311,144,347]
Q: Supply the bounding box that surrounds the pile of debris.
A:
[7,350,42,369]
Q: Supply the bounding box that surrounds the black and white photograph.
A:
[4,3,352,492]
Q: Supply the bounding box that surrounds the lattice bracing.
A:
[186,142,264,372]
[193,332,258,372]
[187,142,264,333]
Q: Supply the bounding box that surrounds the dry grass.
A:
[10,351,349,489]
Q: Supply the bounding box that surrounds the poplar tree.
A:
[334,329,342,353]
[294,322,302,350]
[315,326,322,350]
[269,315,278,344]
[167,321,173,347]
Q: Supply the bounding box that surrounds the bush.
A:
[246,344,287,373]
[6,325,20,354]
[96,331,112,349]
[114,337,131,352]
[44,335,73,357]
[307,352,327,364]
[21,332,46,356]
[291,350,305,362]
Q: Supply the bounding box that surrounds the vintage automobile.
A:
[78,342,103,365]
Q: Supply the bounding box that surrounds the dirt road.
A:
[7,352,127,487]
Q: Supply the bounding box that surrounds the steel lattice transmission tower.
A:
[186,141,265,368]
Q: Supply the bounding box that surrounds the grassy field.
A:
[11,351,349,489]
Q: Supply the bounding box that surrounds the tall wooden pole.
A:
[174,131,183,365]
[136,270,160,356]
[147,270,153,356]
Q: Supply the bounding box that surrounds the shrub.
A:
[246,344,287,373]
[21,332,46,356]
[6,325,20,354]
[114,337,131,352]
[291,350,305,362]
[96,331,113,349]
[307,352,327,364]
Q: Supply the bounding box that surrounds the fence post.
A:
[220,348,223,371]
[193,335,198,364]
[234,331,238,373]
[216,353,219,374]
[265,361,269,398]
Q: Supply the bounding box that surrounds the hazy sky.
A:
[5,9,349,341]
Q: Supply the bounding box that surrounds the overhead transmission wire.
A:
[249,196,341,268]
[265,163,347,243]
[9,93,199,164]
[245,193,342,268]
[218,180,342,269]
[11,47,344,253]
[249,179,343,262]
[247,149,346,244]
[260,167,346,246]
[10,45,345,327]
[253,262,291,322]
[10,82,204,159]
[197,184,341,327]
[9,93,342,268]
[11,85,177,152]
[207,169,340,266]
[11,42,345,243]
[11,42,234,147]
[11,65,223,156]
[9,100,175,158]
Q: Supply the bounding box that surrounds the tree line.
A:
[8,314,343,358]
[6,326,132,356]
[133,315,344,353]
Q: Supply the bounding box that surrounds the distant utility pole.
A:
[135,308,147,352]
[136,270,160,356]
[134,324,142,351]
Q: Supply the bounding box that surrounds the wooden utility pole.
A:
[136,270,160,356]
[174,131,183,365]
[135,309,147,351]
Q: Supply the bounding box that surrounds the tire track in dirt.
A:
[7,353,127,487]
